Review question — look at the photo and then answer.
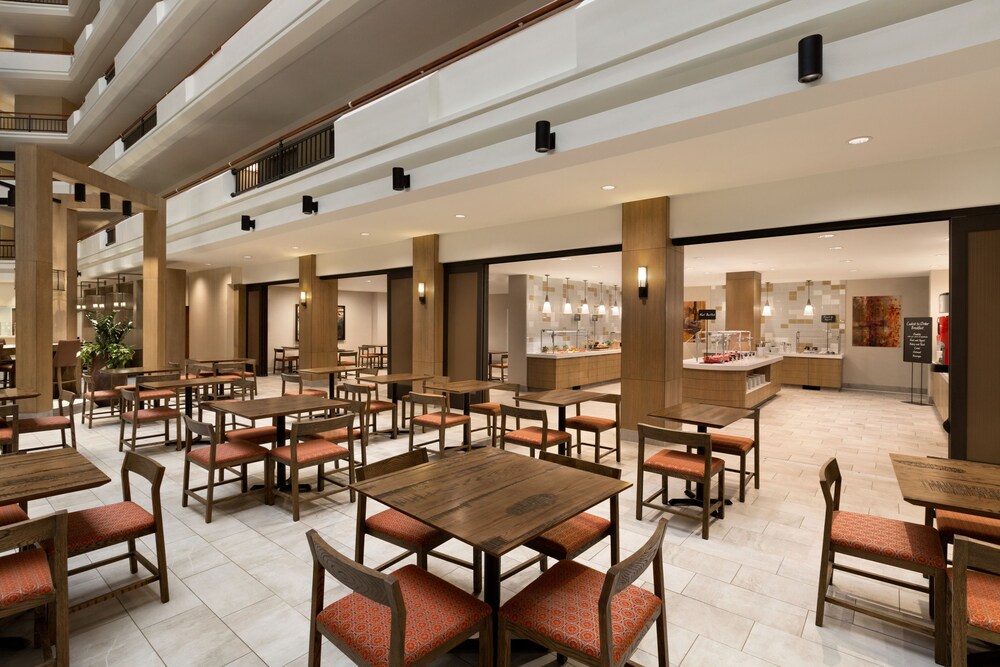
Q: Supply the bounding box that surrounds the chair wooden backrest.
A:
[818,457,843,513]
[119,387,139,415]
[121,451,165,518]
[141,372,181,385]
[356,449,428,483]
[281,372,303,394]
[306,529,407,663]
[500,404,551,439]
[408,391,448,414]
[214,361,246,378]
[0,403,20,453]
[57,390,76,416]
[952,536,1000,665]
[183,415,219,454]
[637,423,713,477]
[539,450,621,480]
[574,393,621,418]
[342,382,373,406]
[289,415,355,462]
[0,510,68,618]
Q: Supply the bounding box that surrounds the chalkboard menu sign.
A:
[821,314,837,323]
[903,317,933,363]
[698,309,717,321]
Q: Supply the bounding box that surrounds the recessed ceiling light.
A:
[559,257,572,261]
[752,262,763,266]
[693,256,704,260]
[591,265,601,269]
[243,255,252,259]
[769,268,776,271]
[367,280,372,283]
[849,269,858,272]
[840,259,853,263]
[847,136,871,145]
[828,246,843,251]
[455,214,466,219]
[292,246,299,250]
[360,232,370,237]
[935,253,946,257]
[601,185,616,191]
[205,263,212,266]
[818,233,836,239]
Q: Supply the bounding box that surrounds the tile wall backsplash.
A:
[525,275,622,353]
[761,280,847,353]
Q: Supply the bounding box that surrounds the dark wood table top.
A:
[891,454,1000,519]
[101,366,176,376]
[367,373,432,385]
[201,395,350,420]
[352,448,631,557]
[140,376,238,390]
[189,357,253,364]
[648,402,752,429]
[0,388,42,402]
[423,379,502,394]
[517,388,610,407]
[299,365,361,377]
[0,449,111,506]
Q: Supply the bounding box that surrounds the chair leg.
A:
[182,460,191,507]
[718,471,725,520]
[496,617,511,667]
[635,468,644,520]
[479,616,494,667]
[155,524,169,603]
[291,465,300,522]
[464,422,471,451]
[206,465,215,524]
[417,549,428,570]
[738,454,747,502]
[815,547,833,626]
[656,609,669,667]
[127,538,138,574]
[265,459,274,506]
[118,418,126,452]
[615,426,621,463]
[391,405,398,439]
[594,431,601,462]
[701,478,710,540]
[933,570,947,666]
[473,548,482,596]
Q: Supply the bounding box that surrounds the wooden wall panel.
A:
[164,269,187,365]
[64,210,77,339]
[298,255,338,369]
[966,228,1000,463]
[389,274,413,373]
[446,271,479,381]
[142,209,167,367]
[726,271,761,343]
[412,235,444,376]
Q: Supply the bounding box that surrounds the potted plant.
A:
[78,311,135,389]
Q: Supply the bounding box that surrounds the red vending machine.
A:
[937,315,949,365]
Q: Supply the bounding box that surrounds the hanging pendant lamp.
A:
[542,274,552,313]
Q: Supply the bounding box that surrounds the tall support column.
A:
[52,203,69,340]
[142,207,167,367]
[726,271,761,345]
[64,210,78,339]
[412,234,444,376]
[621,197,683,429]
[14,145,54,414]
[298,255,338,369]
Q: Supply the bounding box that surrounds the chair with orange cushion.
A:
[566,394,621,463]
[0,503,29,527]
[115,372,180,412]
[815,457,946,665]
[498,517,668,667]
[500,404,571,459]
[950,536,1000,666]
[181,416,272,523]
[635,423,725,540]
[269,415,355,522]
[64,451,169,612]
[690,407,760,503]
[355,450,481,595]
[118,387,181,451]
[306,528,492,667]
[0,511,69,667]
[309,398,370,466]
[343,382,397,441]
[0,403,19,455]
[935,509,1000,557]
[18,390,77,452]
[281,372,327,398]
[80,372,120,428]
[408,392,470,455]
[468,383,518,448]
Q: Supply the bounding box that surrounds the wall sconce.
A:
[562,277,572,314]
[803,279,814,317]
[417,282,426,304]
[637,266,648,299]
[392,167,411,191]
[240,215,255,231]
[798,34,823,83]
[302,195,318,214]
[105,227,116,246]
[762,281,772,317]
[74,183,86,202]
[542,274,552,313]
[99,192,111,210]
[535,120,556,153]
[122,200,132,217]
[299,289,308,307]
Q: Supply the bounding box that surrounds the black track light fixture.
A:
[74,183,86,202]
[99,192,111,210]
[392,167,410,191]
[798,34,823,83]
[105,227,116,246]
[122,200,132,217]
[240,215,255,231]
[302,195,318,214]
[535,120,556,153]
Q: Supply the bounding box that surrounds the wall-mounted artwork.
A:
[337,305,346,341]
[852,295,901,347]
[683,301,706,342]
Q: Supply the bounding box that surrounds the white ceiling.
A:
[260,274,387,293]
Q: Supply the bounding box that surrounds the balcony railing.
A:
[0,241,14,260]
[122,109,156,150]
[2,0,68,5]
[232,125,334,195]
[0,112,68,133]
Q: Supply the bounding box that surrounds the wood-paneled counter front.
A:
[775,353,843,389]
[682,356,782,409]
[526,349,620,389]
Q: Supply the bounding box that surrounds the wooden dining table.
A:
[0,448,110,507]
[366,372,432,432]
[516,388,611,454]
[0,388,41,404]
[140,375,240,417]
[890,453,1000,519]
[351,447,631,660]
[299,365,361,397]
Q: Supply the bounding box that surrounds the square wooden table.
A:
[423,379,500,415]
[0,448,110,506]
[0,388,41,405]
[890,454,1000,519]
[351,447,631,660]
[367,373,432,432]
[141,376,239,417]
[516,389,611,453]
[299,365,362,397]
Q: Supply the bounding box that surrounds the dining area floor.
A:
[0,376,949,667]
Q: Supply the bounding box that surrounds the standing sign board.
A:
[903,317,933,405]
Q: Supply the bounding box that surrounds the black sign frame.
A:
[903,317,933,364]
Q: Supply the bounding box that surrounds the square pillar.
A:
[412,234,444,376]
[142,208,167,367]
[299,255,338,369]
[726,271,761,344]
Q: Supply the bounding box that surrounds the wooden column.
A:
[164,269,187,365]
[51,203,68,340]
[14,145,54,414]
[232,284,247,359]
[298,255,338,369]
[142,208,167,367]
[621,197,683,429]
[64,210,78,339]
[725,271,761,344]
[412,235,444,376]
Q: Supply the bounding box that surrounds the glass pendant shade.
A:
[762,302,772,317]
[563,277,572,314]
[580,280,589,314]
[803,279,814,316]
[542,274,552,313]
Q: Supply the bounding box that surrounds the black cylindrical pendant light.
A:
[535,120,555,153]
[798,34,823,83]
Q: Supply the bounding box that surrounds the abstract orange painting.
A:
[852,296,901,347]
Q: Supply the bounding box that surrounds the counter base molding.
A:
[682,357,782,409]
[526,350,620,390]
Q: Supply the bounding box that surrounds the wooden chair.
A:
[359,344,379,369]
[342,381,397,440]
[181,416,272,523]
[115,372,179,409]
[407,392,470,455]
[500,404,570,458]
[497,518,669,667]
[64,451,169,612]
[18,390,77,451]
[273,347,288,374]
[281,372,327,398]
[635,423,724,540]
[52,340,81,395]
[0,342,14,388]
[118,387,182,451]
[489,353,509,381]
[338,349,357,366]
[80,372,120,428]
[0,403,18,455]
[306,528,492,667]
[283,347,299,372]
[0,511,69,666]
[566,394,621,463]
[310,397,370,466]
[468,383,518,447]
[270,415,356,521]
[355,450,481,594]
[935,509,1000,557]
[815,457,946,665]
[692,407,760,502]
[951,536,1000,667]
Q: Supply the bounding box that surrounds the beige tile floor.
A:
[0,377,951,666]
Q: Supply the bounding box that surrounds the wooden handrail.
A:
[0,46,73,55]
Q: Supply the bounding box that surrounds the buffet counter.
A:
[775,353,843,389]
[682,354,782,409]
[526,349,620,389]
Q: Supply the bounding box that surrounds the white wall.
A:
[187,267,236,360]
[338,290,375,351]
[0,283,14,339]
[488,293,508,351]
[267,284,299,371]
[373,293,387,345]
[928,269,950,401]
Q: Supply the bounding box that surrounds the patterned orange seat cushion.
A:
[188,441,269,466]
[114,384,138,391]
[0,549,53,609]
[526,512,611,559]
[0,427,13,443]
[283,388,328,398]
[226,426,277,445]
[122,406,179,422]
[318,564,490,667]
[366,400,396,412]
[710,433,754,453]
[505,426,571,447]
[565,415,616,432]
[83,389,120,400]
[309,427,364,444]
[830,511,945,568]
[500,559,660,663]
[411,412,470,428]
[644,449,724,477]
[948,569,1000,634]
[138,389,177,401]
[18,415,71,432]
[936,510,1000,544]
[66,501,155,555]
[271,439,348,465]
[0,504,28,527]
[366,510,444,547]
[468,402,500,416]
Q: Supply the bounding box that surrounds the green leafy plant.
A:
[78,311,135,370]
